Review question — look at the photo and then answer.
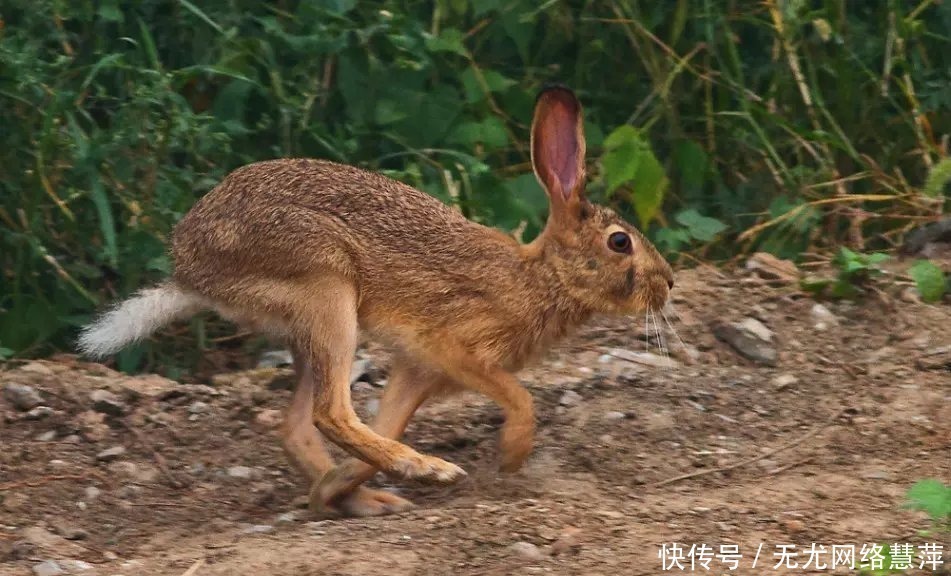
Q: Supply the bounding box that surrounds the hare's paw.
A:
[309,486,414,518]
[392,452,466,483]
[499,423,534,473]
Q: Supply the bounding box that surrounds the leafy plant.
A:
[905,478,951,535]
[801,248,890,299]
[907,261,948,303]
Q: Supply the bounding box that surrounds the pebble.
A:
[36,430,57,442]
[603,411,628,422]
[53,523,88,541]
[243,524,274,534]
[96,446,127,462]
[227,465,255,480]
[559,390,582,407]
[811,303,838,331]
[772,374,798,391]
[549,526,582,556]
[32,560,64,576]
[509,541,545,561]
[253,409,283,430]
[3,383,44,411]
[90,389,126,416]
[25,406,55,420]
[187,401,210,414]
[257,349,293,368]
[275,511,299,524]
[713,319,778,366]
[84,486,101,501]
[59,560,93,572]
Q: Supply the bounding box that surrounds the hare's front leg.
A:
[433,355,535,473]
[299,278,466,484]
[281,349,414,517]
[311,356,452,514]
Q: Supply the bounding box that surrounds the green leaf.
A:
[673,140,708,197]
[905,478,951,521]
[675,209,727,241]
[908,260,947,303]
[630,150,668,229]
[425,28,468,56]
[460,69,517,103]
[923,157,951,198]
[449,117,508,149]
[90,179,118,268]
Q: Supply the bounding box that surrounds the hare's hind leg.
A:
[300,276,466,485]
[311,355,452,514]
[282,350,413,517]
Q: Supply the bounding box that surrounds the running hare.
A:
[80,85,674,517]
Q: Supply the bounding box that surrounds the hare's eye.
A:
[607,231,632,254]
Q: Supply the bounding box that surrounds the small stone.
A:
[2,492,29,512]
[772,374,798,391]
[781,518,805,533]
[84,486,101,501]
[53,523,88,541]
[116,484,143,499]
[25,406,55,420]
[242,524,274,534]
[713,320,778,366]
[257,349,293,369]
[275,511,298,524]
[549,527,582,556]
[745,252,799,284]
[96,446,126,462]
[252,409,283,431]
[349,359,372,386]
[608,348,682,369]
[603,411,628,422]
[117,374,179,400]
[227,465,255,480]
[509,541,545,561]
[365,398,380,417]
[559,390,582,407]
[90,389,126,416]
[36,430,57,442]
[189,463,206,476]
[32,560,64,576]
[187,401,210,414]
[59,560,93,572]
[3,383,44,411]
[810,304,838,330]
[596,509,624,520]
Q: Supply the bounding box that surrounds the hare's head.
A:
[529,85,673,315]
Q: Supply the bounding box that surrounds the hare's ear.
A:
[531,84,586,217]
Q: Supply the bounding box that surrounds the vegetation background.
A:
[1,0,949,374]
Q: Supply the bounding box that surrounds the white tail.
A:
[78,284,204,358]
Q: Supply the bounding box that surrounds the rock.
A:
[242,524,274,534]
[117,374,179,400]
[745,252,799,284]
[187,401,210,414]
[365,398,380,417]
[603,411,628,422]
[772,374,798,391]
[21,526,86,557]
[90,389,126,416]
[117,484,143,499]
[509,541,545,561]
[59,560,93,572]
[252,409,283,431]
[559,390,582,407]
[32,560,65,576]
[36,430,57,442]
[607,348,681,369]
[713,320,777,366]
[549,527,582,556]
[75,410,110,442]
[84,486,101,501]
[349,358,372,386]
[96,446,126,462]
[52,522,88,541]
[108,461,159,483]
[275,511,298,524]
[227,465,255,480]
[810,304,838,331]
[3,383,44,411]
[25,406,55,420]
[257,349,293,369]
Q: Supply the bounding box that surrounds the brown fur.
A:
[165,85,673,516]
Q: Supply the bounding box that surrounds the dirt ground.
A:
[1,264,949,576]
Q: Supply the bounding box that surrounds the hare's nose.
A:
[667,278,674,290]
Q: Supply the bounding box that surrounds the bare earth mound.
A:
[2,267,949,575]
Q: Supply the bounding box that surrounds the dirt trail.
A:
[1,266,949,575]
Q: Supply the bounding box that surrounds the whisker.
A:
[661,307,690,355]
[649,308,671,369]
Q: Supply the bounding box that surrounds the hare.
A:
[79,85,674,517]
